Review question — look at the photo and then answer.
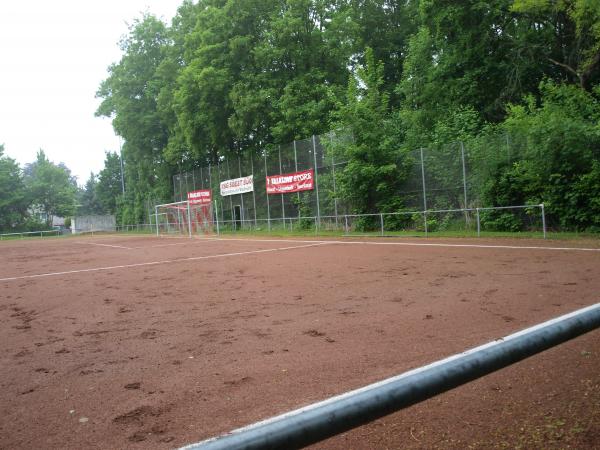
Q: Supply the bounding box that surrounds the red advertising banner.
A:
[266,169,314,194]
[187,189,212,205]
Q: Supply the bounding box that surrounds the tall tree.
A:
[511,0,600,91]
[0,144,29,231]
[78,173,104,215]
[23,150,77,226]
[96,151,124,215]
[332,48,407,215]
[349,0,419,106]
[254,0,352,142]
[96,14,175,223]
[398,0,545,146]
[483,81,600,230]
[171,0,279,164]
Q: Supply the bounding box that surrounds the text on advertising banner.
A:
[266,168,314,194]
[187,189,212,205]
[220,175,254,196]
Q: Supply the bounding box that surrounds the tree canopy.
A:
[94,0,600,231]
[0,147,85,232]
[0,145,29,231]
[23,150,78,227]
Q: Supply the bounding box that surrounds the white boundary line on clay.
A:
[54,231,600,252]
[0,242,333,282]
[74,241,133,250]
[76,235,600,252]
[337,240,600,252]
[178,237,600,252]
[80,234,600,252]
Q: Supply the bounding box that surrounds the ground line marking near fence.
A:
[178,237,600,252]
[11,233,598,252]
[74,241,133,250]
[77,235,600,252]
[0,242,334,282]
[339,240,600,252]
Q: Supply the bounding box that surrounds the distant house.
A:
[28,205,64,228]
[71,215,116,234]
[52,216,65,227]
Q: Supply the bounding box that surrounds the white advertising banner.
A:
[220,175,254,196]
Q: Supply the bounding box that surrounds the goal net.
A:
[155,200,215,236]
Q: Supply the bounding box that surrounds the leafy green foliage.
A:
[96,15,175,223]
[332,48,408,214]
[0,145,29,231]
[23,150,77,227]
[77,173,105,215]
[96,152,123,215]
[483,81,600,230]
[512,0,600,90]
[91,1,600,232]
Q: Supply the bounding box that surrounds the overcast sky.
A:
[0,1,182,185]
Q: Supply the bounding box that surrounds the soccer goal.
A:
[154,199,215,237]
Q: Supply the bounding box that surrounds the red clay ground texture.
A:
[0,235,598,450]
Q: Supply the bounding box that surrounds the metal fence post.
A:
[476,208,481,237]
[312,135,321,229]
[380,213,384,236]
[419,147,429,236]
[460,141,469,228]
[330,133,339,229]
[344,215,348,235]
[460,141,468,208]
[238,153,245,229]
[155,205,159,236]
[225,159,233,230]
[214,200,220,236]
[264,150,271,232]
[250,155,257,227]
[294,140,300,221]
[420,147,427,212]
[217,161,224,229]
[187,200,192,238]
[278,145,285,229]
[541,203,546,239]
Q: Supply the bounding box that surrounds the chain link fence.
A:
[164,132,545,236]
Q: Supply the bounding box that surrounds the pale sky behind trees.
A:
[0,0,180,185]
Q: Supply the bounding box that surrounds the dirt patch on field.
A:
[0,236,598,449]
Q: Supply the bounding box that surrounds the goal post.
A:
[155,200,191,237]
[154,189,216,237]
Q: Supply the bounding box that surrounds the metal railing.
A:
[210,204,547,238]
[115,223,155,233]
[181,303,600,450]
[0,229,62,240]
[122,203,547,239]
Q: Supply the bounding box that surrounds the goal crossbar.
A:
[154,200,215,237]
